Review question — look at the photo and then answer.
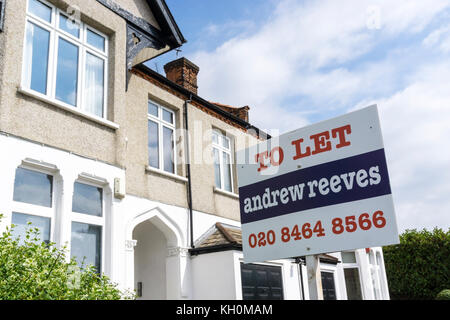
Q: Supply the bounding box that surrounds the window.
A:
[147,100,176,174]
[321,271,337,300]
[212,130,233,192]
[22,0,108,118]
[11,167,54,244]
[70,182,104,272]
[342,251,363,300]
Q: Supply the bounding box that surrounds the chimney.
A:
[164,57,200,95]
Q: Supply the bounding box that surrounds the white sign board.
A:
[237,105,399,263]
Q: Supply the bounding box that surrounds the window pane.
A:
[163,126,174,173]
[148,120,159,169]
[162,109,174,124]
[222,136,230,149]
[55,38,79,106]
[28,0,52,22]
[212,131,219,145]
[71,222,102,272]
[223,152,232,192]
[342,251,357,264]
[72,182,103,217]
[84,53,104,117]
[13,167,53,207]
[59,14,80,38]
[213,148,221,189]
[344,268,363,300]
[11,212,50,245]
[87,29,105,52]
[24,22,50,94]
[148,101,158,117]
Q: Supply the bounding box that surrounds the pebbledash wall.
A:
[0,0,391,300]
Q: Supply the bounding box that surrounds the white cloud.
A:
[192,0,449,127]
[357,62,450,231]
[188,0,450,231]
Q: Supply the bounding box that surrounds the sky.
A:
[150,0,450,233]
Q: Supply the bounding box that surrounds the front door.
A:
[241,263,284,300]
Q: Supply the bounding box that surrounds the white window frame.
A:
[212,129,234,193]
[11,165,55,244]
[341,251,365,300]
[368,250,383,300]
[69,179,105,273]
[147,100,177,175]
[22,0,109,119]
[320,263,343,300]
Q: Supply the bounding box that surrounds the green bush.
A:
[0,215,135,300]
[383,228,450,300]
[436,289,450,300]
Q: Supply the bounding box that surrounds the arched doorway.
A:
[133,219,168,299]
[125,207,187,300]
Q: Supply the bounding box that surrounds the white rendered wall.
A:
[191,250,238,300]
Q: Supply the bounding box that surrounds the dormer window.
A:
[22,0,108,118]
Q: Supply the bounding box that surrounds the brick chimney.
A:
[164,57,200,95]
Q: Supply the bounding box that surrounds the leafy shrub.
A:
[0,215,135,300]
[436,289,450,300]
[383,228,450,300]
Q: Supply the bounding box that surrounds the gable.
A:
[114,0,161,30]
[95,0,186,87]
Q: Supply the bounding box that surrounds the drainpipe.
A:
[184,95,194,249]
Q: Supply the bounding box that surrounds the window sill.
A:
[213,187,239,200]
[145,166,188,183]
[17,87,120,130]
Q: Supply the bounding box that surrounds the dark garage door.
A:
[241,263,284,300]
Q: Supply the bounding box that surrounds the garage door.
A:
[240,263,284,300]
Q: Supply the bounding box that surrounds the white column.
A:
[166,246,190,300]
[57,170,78,257]
[306,255,324,300]
[124,239,138,292]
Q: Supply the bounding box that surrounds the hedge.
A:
[383,228,450,300]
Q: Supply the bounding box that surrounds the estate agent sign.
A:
[237,105,399,263]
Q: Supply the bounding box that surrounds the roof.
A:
[146,0,186,46]
[210,102,250,123]
[190,223,242,256]
[96,0,185,48]
[132,64,270,140]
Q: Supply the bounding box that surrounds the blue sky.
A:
[151,0,450,233]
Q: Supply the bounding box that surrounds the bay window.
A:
[11,167,54,245]
[70,182,104,273]
[147,100,176,174]
[212,129,233,192]
[22,0,108,118]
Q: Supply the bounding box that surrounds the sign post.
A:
[237,105,399,281]
[306,255,323,300]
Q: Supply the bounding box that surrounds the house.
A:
[0,0,390,300]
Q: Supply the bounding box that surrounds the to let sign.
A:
[237,105,399,263]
